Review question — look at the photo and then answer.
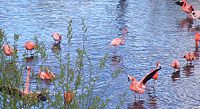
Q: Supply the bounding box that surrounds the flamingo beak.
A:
[128,77,130,81]
[175,1,184,6]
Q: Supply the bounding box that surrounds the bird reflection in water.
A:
[171,70,181,81]
[147,91,157,109]
[179,17,193,30]
[51,43,61,53]
[127,100,144,109]
[182,65,194,77]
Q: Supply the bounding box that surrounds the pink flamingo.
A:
[176,0,194,16]
[37,67,55,80]
[184,52,195,65]
[52,32,62,44]
[25,41,36,55]
[195,32,200,49]
[128,66,161,100]
[3,44,13,56]
[171,59,181,72]
[110,28,128,54]
[22,66,47,101]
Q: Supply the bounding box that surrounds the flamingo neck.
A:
[24,69,31,94]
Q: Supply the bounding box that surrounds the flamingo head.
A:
[175,0,184,6]
[128,75,135,82]
[156,62,161,67]
[25,66,31,70]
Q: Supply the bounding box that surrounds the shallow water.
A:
[1,0,200,108]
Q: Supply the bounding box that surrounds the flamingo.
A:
[25,41,36,55]
[128,66,161,100]
[3,44,13,56]
[175,0,194,16]
[0,66,46,101]
[184,52,195,65]
[195,32,200,49]
[171,59,181,72]
[52,32,62,44]
[37,67,55,80]
[64,90,74,105]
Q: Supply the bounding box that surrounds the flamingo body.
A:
[184,52,195,64]
[171,59,181,71]
[110,38,125,47]
[3,44,13,56]
[38,68,55,80]
[52,32,61,43]
[25,41,35,50]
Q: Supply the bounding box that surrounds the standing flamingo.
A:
[184,52,195,65]
[175,0,194,16]
[37,67,55,80]
[25,41,36,55]
[171,59,181,72]
[110,28,128,55]
[52,32,62,44]
[22,66,47,101]
[128,66,161,100]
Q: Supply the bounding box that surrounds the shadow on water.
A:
[51,43,61,53]
[179,17,193,29]
[127,100,144,109]
[171,70,180,82]
[182,64,194,77]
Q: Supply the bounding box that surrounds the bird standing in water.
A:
[25,41,36,56]
[128,66,161,100]
[37,67,55,80]
[175,0,194,17]
[110,28,128,55]
[184,52,195,65]
[52,32,62,44]
[171,59,181,72]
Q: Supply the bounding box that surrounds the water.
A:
[1,0,200,108]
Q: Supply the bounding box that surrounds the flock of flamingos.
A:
[1,0,200,106]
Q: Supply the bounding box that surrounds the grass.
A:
[0,18,126,109]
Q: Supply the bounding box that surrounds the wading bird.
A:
[175,0,194,16]
[171,59,181,72]
[0,66,46,102]
[128,66,161,100]
[25,41,36,55]
[184,52,195,65]
[52,32,62,44]
[3,44,13,56]
[37,67,55,80]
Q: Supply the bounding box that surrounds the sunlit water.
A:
[1,0,200,108]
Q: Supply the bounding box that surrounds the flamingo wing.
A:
[142,66,161,85]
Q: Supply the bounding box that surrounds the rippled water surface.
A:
[1,0,200,108]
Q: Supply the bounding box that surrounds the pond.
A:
[0,0,200,108]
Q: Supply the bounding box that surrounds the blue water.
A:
[1,0,200,108]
